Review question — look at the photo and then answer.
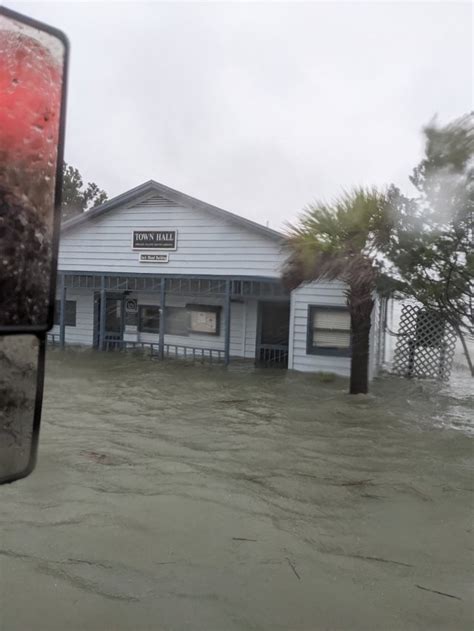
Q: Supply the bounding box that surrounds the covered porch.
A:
[51,271,290,366]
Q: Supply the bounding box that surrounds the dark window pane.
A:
[138,305,160,333]
[54,300,76,327]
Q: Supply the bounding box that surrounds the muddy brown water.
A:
[1,349,473,630]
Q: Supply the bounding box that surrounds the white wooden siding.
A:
[127,295,258,359]
[135,294,253,358]
[288,280,382,379]
[52,289,258,359]
[59,196,284,277]
[369,294,381,380]
[243,300,258,359]
[288,280,351,376]
[50,289,94,346]
[133,293,227,353]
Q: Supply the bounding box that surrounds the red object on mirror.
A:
[0,7,68,332]
[0,6,68,485]
[0,29,62,169]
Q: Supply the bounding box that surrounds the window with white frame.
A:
[307,306,351,356]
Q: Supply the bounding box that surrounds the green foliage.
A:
[61,163,108,222]
[282,113,473,380]
[385,114,473,337]
[283,187,391,299]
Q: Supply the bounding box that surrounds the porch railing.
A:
[162,343,224,363]
[257,344,289,367]
[47,334,225,365]
[102,338,225,364]
[47,333,59,346]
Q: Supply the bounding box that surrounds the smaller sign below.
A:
[139,253,169,263]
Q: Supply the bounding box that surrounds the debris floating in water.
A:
[286,557,301,580]
[415,584,462,601]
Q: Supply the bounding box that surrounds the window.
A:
[165,307,189,336]
[307,306,351,356]
[187,304,221,335]
[54,300,76,327]
[138,305,160,333]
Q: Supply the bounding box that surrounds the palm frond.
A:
[282,187,391,291]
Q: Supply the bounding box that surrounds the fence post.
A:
[224,279,231,366]
[99,275,106,352]
[159,277,166,360]
[59,273,66,349]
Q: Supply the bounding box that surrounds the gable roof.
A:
[61,179,284,242]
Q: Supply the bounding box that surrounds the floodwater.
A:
[1,350,473,631]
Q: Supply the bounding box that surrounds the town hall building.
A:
[50,180,386,378]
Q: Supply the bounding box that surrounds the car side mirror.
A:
[0,334,45,484]
[0,7,68,483]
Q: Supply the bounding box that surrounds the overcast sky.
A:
[6,1,473,230]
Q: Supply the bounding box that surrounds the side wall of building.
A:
[288,281,350,376]
[50,288,95,346]
[288,280,382,379]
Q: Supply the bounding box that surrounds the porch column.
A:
[159,277,166,360]
[59,273,66,349]
[99,275,106,351]
[224,279,231,366]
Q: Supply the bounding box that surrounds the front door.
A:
[94,292,124,349]
[256,301,290,366]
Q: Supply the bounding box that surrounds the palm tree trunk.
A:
[349,294,374,394]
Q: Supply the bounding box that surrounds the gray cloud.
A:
[6,1,472,230]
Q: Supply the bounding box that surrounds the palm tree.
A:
[283,188,392,394]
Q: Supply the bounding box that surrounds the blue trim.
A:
[224,280,231,365]
[159,280,166,359]
[306,305,352,358]
[255,301,263,360]
[59,270,284,283]
[55,299,76,327]
[59,274,66,349]
[99,277,106,351]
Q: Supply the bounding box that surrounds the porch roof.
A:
[59,270,289,299]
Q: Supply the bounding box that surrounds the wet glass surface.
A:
[0,350,472,630]
[0,13,65,328]
[0,334,39,480]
